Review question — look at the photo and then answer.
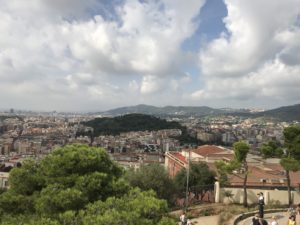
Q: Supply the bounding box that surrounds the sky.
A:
[1,0,300,112]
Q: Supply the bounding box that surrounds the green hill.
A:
[256,104,300,121]
[79,114,198,144]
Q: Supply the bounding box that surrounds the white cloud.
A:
[1,0,300,111]
[199,0,300,77]
[128,80,139,93]
[0,0,205,110]
[194,0,300,108]
[140,75,163,95]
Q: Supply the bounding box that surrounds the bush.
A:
[218,205,253,225]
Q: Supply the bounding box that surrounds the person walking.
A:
[270,216,278,225]
[287,215,296,225]
[187,219,194,225]
[257,192,265,218]
[180,212,187,225]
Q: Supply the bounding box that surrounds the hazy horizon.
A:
[1,0,300,111]
[2,102,297,114]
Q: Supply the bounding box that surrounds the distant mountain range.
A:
[100,103,300,121]
[101,104,248,116]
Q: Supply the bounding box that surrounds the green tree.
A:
[214,160,229,187]
[9,159,44,195]
[0,145,177,225]
[174,162,216,200]
[125,164,176,205]
[261,141,283,158]
[233,141,250,207]
[281,125,300,205]
[261,126,300,206]
[79,188,176,225]
[0,159,42,215]
[0,191,34,214]
[0,144,127,217]
[221,142,250,207]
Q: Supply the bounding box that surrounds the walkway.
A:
[237,212,291,225]
[189,214,219,225]
[178,211,291,225]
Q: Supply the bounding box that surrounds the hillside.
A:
[79,114,198,144]
[101,104,226,116]
[100,103,300,121]
[257,103,300,121]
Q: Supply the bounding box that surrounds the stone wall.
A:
[215,184,300,205]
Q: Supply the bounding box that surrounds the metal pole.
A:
[185,147,190,212]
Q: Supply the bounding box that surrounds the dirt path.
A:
[190,215,220,225]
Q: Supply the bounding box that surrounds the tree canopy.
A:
[280,125,300,205]
[0,144,176,224]
[80,114,183,136]
[261,125,300,206]
[78,113,199,145]
[215,141,250,207]
[125,164,176,205]
[261,141,283,158]
[174,162,216,200]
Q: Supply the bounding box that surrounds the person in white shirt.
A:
[180,212,186,225]
[187,219,194,225]
[270,216,278,225]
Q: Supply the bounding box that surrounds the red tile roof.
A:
[205,153,234,160]
[170,152,187,163]
[192,145,230,156]
[288,171,300,187]
[227,164,300,188]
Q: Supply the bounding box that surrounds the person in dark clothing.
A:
[252,214,260,225]
[257,192,265,218]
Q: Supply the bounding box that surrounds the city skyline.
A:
[1,0,300,111]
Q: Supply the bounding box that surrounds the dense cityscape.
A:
[1,107,296,167]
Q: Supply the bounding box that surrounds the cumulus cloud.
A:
[0,0,205,110]
[194,0,300,108]
[140,75,164,94]
[199,0,300,77]
[1,0,300,111]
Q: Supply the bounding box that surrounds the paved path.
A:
[238,212,290,225]
[172,203,222,225]
[190,215,219,225]
[178,211,291,225]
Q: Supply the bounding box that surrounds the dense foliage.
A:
[0,145,176,225]
[82,114,182,135]
[125,164,176,205]
[174,162,216,199]
[261,125,300,205]
[261,141,283,158]
[78,113,199,145]
[281,125,300,205]
[215,142,250,207]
